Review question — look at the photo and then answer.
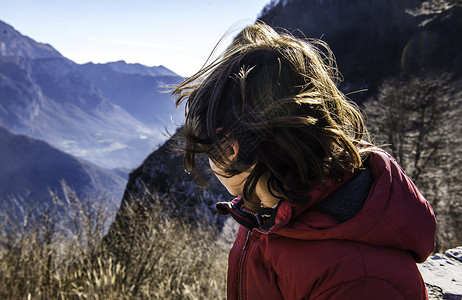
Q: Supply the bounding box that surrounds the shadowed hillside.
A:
[0,126,125,202]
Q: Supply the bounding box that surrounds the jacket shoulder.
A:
[314,277,408,300]
[265,233,428,299]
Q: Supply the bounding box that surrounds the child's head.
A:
[173,21,369,208]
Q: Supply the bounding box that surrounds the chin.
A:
[228,191,239,197]
[226,188,241,197]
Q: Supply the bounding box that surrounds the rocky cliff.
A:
[259,0,462,103]
[111,129,231,224]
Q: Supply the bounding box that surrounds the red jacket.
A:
[216,151,436,299]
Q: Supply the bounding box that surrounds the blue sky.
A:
[0,0,270,76]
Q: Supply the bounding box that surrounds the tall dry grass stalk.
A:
[0,183,230,299]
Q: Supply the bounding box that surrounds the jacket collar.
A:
[216,196,259,230]
[217,151,437,263]
[215,171,356,232]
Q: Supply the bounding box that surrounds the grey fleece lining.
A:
[315,167,374,223]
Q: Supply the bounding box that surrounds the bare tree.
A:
[406,0,462,16]
[363,73,462,252]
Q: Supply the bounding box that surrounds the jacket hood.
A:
[217,150,436,263]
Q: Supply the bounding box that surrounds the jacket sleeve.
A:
[313,278,407,300]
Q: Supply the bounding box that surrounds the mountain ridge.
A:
[0,18,184,169]
[76,61,184,127]
[105,60,179,77]
[0,18,185,207]
[0,54,160,169]
[0,20,62,59]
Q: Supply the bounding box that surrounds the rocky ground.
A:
[419,247,462,299]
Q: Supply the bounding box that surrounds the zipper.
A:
[240,206,261,227]
[238,230,254,300]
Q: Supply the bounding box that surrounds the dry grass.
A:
[0,184,230,299]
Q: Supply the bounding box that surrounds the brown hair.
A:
[172,21,370,208]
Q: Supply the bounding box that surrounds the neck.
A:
[255,179,281,208]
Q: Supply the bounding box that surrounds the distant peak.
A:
[0,19,63,59]
[106,60,179,77]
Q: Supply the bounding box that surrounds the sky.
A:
[0,0,271,77]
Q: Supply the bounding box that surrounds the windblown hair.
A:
[172,21,371,209]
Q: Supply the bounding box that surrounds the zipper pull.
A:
[243,230,252,251]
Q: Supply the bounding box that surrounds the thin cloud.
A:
[87,37,185,50]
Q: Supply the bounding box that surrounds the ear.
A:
[227,140,239,161]
[220,132,239,162]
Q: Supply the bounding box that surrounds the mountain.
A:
[0,21,62,59]
[0,54,161,169]
[105,60,179,77]
[115,128,230,216]
[110,0,462,207]
[258,0,462,103]
[0,19,185,169]
[76,61,184,127]
[0,126,126,203]
[104,128,232,256]
[104,1,462,254]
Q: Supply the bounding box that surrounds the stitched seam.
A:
[316,277,404,299]
[380,170,418,248]
[275,274,298,299]
[355,242,367,277]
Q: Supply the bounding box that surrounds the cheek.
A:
[209,158,226,183]
[209,158,222,176]
[209,158,245,196]
[209,159,228,183]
